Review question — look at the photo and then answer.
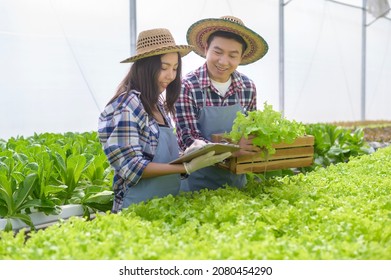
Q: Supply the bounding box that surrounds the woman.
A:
[98,28,231,212]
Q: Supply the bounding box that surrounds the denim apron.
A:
[183,101,247,191]
[122,126,181,207]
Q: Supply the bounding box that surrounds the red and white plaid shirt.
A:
[174,63,257,150]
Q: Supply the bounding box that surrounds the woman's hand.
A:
[183,151,232,174]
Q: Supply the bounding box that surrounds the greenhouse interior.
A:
[1,0,391,273]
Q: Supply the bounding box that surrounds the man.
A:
[174,16,269,191]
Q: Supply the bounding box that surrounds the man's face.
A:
[205,36,243,83]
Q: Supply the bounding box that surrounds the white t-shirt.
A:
[211,77,232,97]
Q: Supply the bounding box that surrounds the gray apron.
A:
[184,102,246,191]
[122,126,181,207]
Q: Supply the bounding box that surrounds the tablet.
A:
[169,143,240,164]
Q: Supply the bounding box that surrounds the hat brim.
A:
[120,45,194,63]
[187,18,268,65]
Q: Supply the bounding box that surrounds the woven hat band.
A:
[220,16,244,26]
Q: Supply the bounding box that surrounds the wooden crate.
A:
[211,134,315,174]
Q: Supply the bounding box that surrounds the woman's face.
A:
[158,52,179,93]
[205,36,243,83]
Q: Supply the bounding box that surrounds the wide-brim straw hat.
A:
[187,16,268,65]
[121,28,194,63]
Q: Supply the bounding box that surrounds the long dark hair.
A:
[108,53,182,116]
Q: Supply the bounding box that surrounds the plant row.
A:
[0,122,374,231]
[0,132,113,231]
[1,144,390,259]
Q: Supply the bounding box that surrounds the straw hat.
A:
[186,16,268,65]
[120,28,194,63]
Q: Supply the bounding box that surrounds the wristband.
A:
[183,162,191,175]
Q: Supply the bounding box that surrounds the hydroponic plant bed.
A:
[0,119,391,259]
[1,144,390,260]
[0,120,387,232]
[0,131,113,232]
[0,204,85,231]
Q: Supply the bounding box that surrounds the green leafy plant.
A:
[0,132,114,231]
[26,151,65,215]
[83,153,113,186]
[301,123,374,172]
[53,152,90,203]
[229,102,306,156]
[0,172,41,231]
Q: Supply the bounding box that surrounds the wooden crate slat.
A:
[236,146,314,163]
[211,134,315,148]
[233,157,314,174]
[211,134,315,174]
[272,135,314,148]
[211,134,231,143]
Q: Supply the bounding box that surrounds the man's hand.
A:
[232,135,262,157]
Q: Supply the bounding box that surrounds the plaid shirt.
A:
[174,63,257,150]
[98,90,174,212]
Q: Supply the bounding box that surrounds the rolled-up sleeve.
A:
[175,79,207,150]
